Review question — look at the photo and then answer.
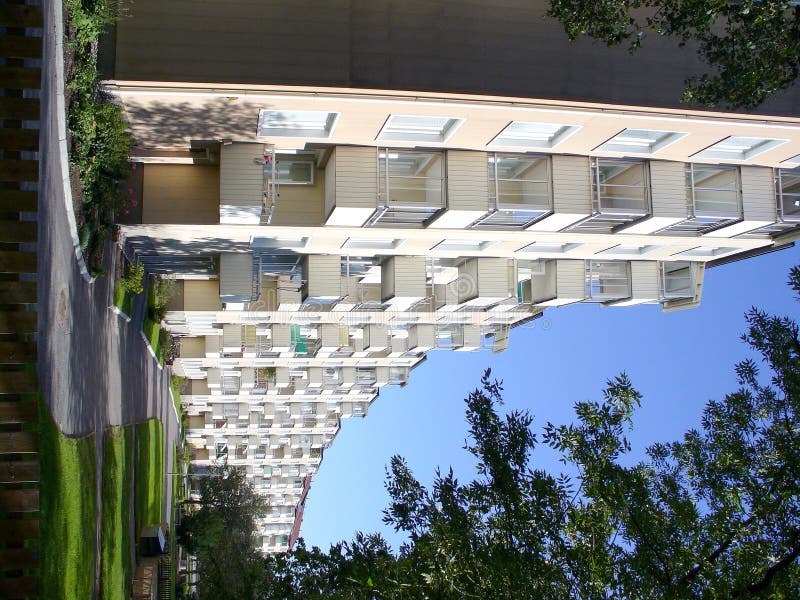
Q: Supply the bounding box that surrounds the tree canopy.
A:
[178,464,270,599]
[256,265,800,599]
[546,0,800,109]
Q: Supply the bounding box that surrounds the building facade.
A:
[105,1,800,553]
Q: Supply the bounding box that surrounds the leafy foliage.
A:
[120,262,145,295]
[546,1,800,109]
[178,464,270,599]
[258,266,800,599]
[65,0,132,271]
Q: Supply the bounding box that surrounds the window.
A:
[517,241,580,253]
[567,159,650,233]
[341,238,405,250]
[274,160,314,185]
[257,110,339,138]
[595,128,686,154]
[250,237,308,249]
[472,154,552,229]
[778,168,800,222]
[694,136,786,161]
[433,239,497,252]
[598,244,660,255]
[368,150,446,227]
[377,115,464,143]
[675,246,736,258]
[490,121,579,149]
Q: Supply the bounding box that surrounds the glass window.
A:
[275,160,314,185]
[369,150,446,227]
[490,121,579,149]
[694,136,786,161]
[517,241,580,254]
[778,168,800,221]
[341,238,405,250]
[598,244,660,255]
[257,110,339,138]
[675,246,736,258]
[378,115,464,143]
[433,239,496,252]
[689,164,740,217]
[595,128,686,154]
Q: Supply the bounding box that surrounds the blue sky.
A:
[301,246,800,551]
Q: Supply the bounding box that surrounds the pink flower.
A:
[131,163,138,169]
[123,209,129,215]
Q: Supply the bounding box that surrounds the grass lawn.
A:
[39,399,97,600]
[143,316,161,357]
[113,282,132,316]
[135,418,164,531]
[101,426,134,600]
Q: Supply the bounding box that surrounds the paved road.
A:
[40,0,179,596]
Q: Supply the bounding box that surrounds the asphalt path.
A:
[39,1,179,596]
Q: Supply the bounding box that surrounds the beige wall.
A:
[270,167,324,227]
[183,280,222,311]
[142,164,219,224]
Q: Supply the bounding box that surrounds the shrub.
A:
[120,262,145,295]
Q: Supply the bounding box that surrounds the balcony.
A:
[585,261,632,303]
[660,164,741,235]
[567,159,650,233]
[367,150,446,227]
[659,262,697,300]
[471,154,552,229]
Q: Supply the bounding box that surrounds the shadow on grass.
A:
[39,398,96,600]
[101,426,134,600]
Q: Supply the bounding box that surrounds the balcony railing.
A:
[368,150,446,227]
[569,159,650,233]
[471,154,552,229]
[661,164,742,235]
[659,262,696,300]
[585,261,632,302]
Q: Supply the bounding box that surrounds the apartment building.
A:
[104,0,800,553]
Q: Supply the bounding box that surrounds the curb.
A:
[140,330,163,371]
[52,0,95,285]
[109,305,132,323]
[167,387,182,438]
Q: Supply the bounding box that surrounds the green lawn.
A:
[101,426,134,600]
[113,282,132,316]
[39,399,97,600]
[135,419,164,531]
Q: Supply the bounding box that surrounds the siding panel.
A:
[630,261,660,300]
[220,142,263,223]
[741,166,777,222]
[447,150,488,211]
[552,155,591,214]
[335,146,378,209]
[650,160,687,218]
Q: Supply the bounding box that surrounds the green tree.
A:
[546,1,800,109]
[265,265,800,599]
[178,464,270,599]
